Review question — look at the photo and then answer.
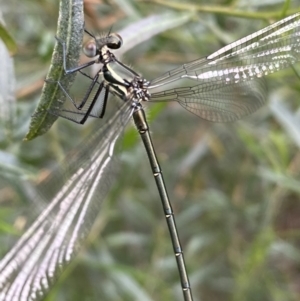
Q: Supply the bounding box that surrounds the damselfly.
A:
[1,12,300,301]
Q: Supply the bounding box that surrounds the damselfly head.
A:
[83,33,123,58]
[105,33,123,49]
[83,39,98,57]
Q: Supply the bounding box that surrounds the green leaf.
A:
[0,23,17,55]
[25,0,84,140]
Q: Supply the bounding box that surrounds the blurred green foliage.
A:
[1,0,300,301]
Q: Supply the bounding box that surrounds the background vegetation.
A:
[1,0,300,300]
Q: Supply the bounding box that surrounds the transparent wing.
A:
[149,13,300,121]
[151,78,267,122]
[0,103,133,301]
[150,13,300,88]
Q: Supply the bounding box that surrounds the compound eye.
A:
[83,40,97,57]
[107,33,123,49]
